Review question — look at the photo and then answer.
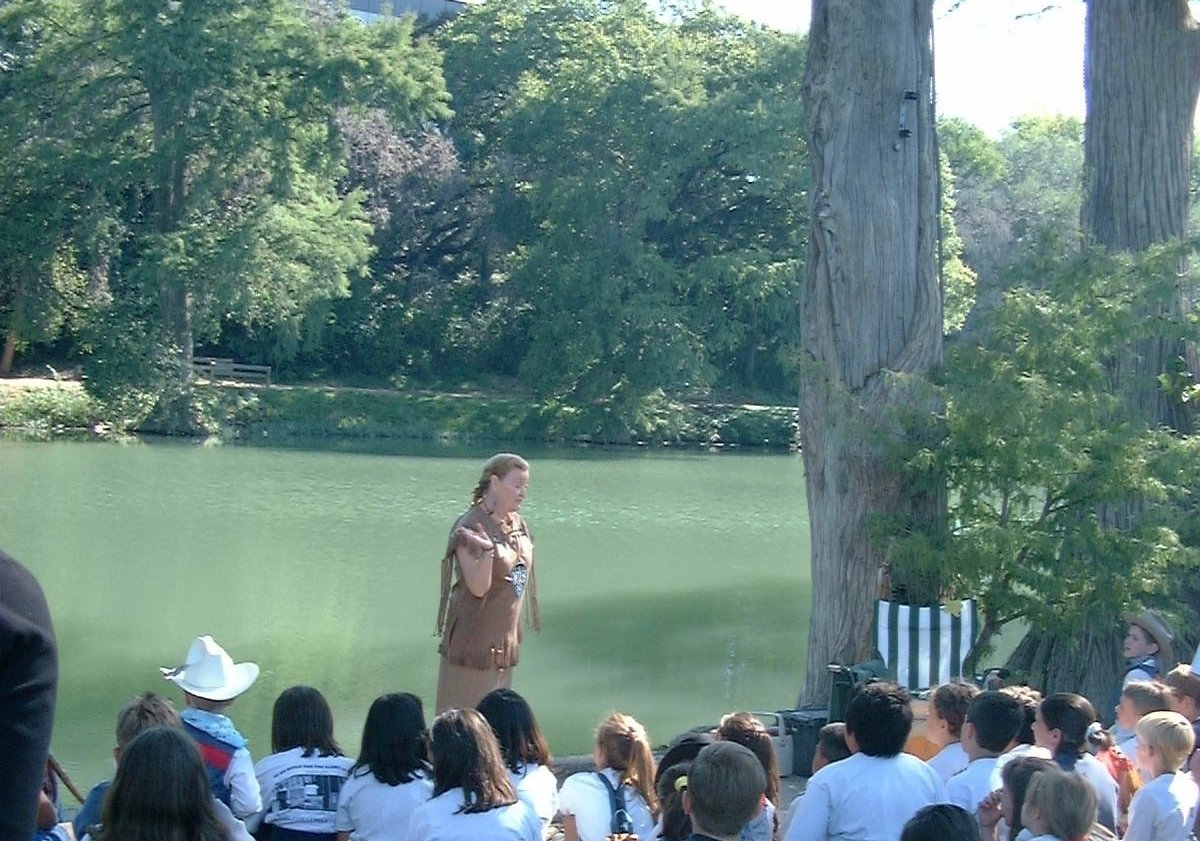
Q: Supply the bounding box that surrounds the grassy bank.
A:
[0,378,797,448]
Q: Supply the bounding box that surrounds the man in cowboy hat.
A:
[162,635,261,820]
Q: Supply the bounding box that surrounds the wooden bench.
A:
[192,356,272,386]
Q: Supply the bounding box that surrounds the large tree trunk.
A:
[1007,0,1200,708]
[799,0,943,705]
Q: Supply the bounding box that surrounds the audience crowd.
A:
[12,616,1200,841]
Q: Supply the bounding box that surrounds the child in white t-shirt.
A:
[1021,768,1098,841]
[1124,711,1199,841]
[924,682,979,782]
[558,712,658,841]
[476,689,558,828]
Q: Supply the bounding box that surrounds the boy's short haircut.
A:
[900,804,983,841]
[1122,680,1173,716]
[999,685,1042,746]
[931,682,980,739]
[116,692,182,748]
[686,741,766,837]
[1164,664,1200,706]
[966,691,1023,753]
[846,681,913,757]
[818,722,851,764]
[1135,710,1196,772]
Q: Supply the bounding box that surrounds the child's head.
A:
[1123,610,1174,666]
[595,712,658,816]
[1134,710,1195,778]
[684,741,766,841]
[1164,663,1200,721]
[999,685,1042,746]
[353,692,428,786]
[115,693,181,760]
[1034,692,1097,758]
[161,635,258,711]
[813,722,851,773]
[1000,756,1055,839]
[926,682,980,746]
[716,712,780,806]
[900,804,982,841]
[97,725,222,841]
[1116,680,1173,730]
[962,690,1023,758]
[271,685,341,757]
[846,681,913,757]
[477,688,552,774]
[654,761,693,841]
[429,707,516,812]
[1022,767,1097,840]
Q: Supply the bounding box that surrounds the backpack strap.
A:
[594,771,631,835]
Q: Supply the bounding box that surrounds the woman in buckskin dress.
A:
[435,453,540,713]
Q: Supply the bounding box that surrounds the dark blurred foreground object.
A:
[0,549,59,840]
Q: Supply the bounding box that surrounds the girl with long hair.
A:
[89,725,230,841]
[559,712,659,841]
[403,708,540,841]
[334,693,432,841]
[978,756,1055,841]
[476,688,558,828]
[1032,693,1118,832]
[251,686,353,841]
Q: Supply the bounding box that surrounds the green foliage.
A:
[900,242,1200,648]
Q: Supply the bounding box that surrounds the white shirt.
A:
[402,787,541,841]
[946,755,1000,815]
[926,741,969,782]
[227,748,262,819]
[994,743,1052,776]
[509,762,558,827]
[334,768,433,841]
[1124,771,1200,841]
[558,767,657,841]
[783,752,948,841]
[1073,752,1120,831]
[250,747,354,833]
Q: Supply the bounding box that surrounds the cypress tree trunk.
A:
[1006,0,1200,707]
[799,0,943,705]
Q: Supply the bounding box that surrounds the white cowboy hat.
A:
[160,635,259,702]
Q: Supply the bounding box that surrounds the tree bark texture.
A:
[799,0,942,705]
[1008,0,1200,708]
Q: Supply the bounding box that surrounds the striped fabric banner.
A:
[874,599,978,690]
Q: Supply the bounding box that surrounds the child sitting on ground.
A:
[778,723,851,839]
[1123,710,1199,841]
[925,682,980,781]
[946,691,1023,817]
[683,742,768,841]
[1021,768,1098,841]
[161,634,261,820]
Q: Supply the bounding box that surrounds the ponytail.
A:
[596,713,659,818]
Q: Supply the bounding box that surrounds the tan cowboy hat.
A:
[1124,609,1175,668]
[160,635,259,702]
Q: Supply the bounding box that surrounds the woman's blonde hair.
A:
[596,712,658,818]
[1025,768,1096,840]
[470,453,529,507]
[1135,710,1196,774]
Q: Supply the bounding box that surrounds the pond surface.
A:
[0,438,811,794]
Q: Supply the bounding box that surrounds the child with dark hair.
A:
[85,726,231,841]
[947,691,1023,817]
[683,742,767,841]
[250,686,353,840]
[1032,693,1118,832]
[900,804,982,841]
[784,682,946,841]
[925,682,980,782]
[716,712,779,841]
[476,688,557,828]
[334,693,432,841]
[978,756,1056,841]
[655,762,694,841]
[403,708,540,841]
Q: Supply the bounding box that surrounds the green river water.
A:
[0,438,811,797]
